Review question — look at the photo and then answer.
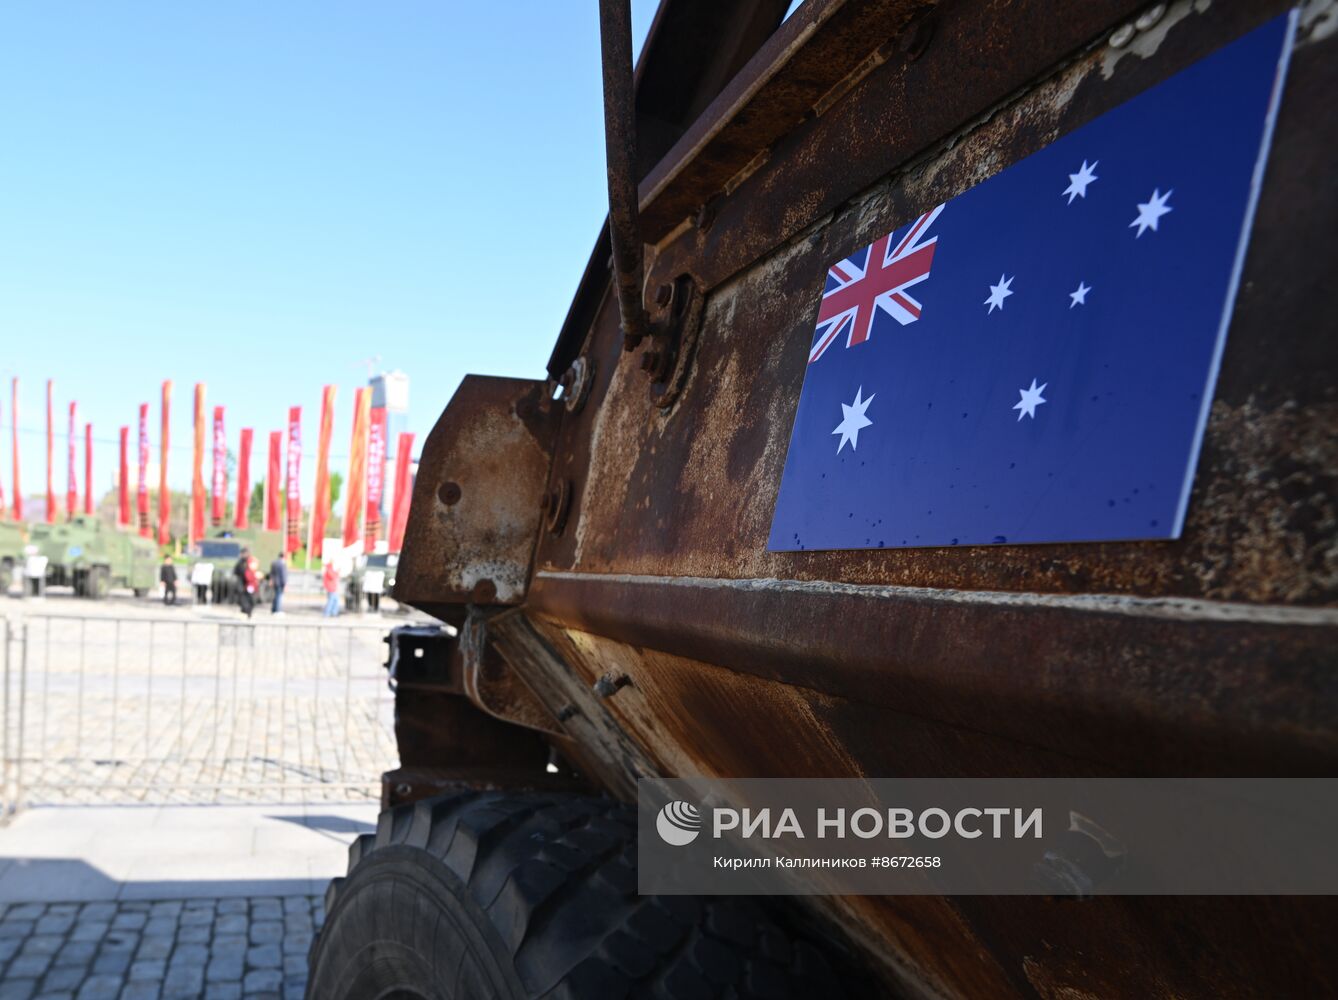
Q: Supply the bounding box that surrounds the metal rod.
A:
[111,619,121,761]
[278,625,290,800]
[41,617,50,767]
[598,0,649,350]
[179,623,188,763]
[342,627,354,786]
[3,618,11,815]
[146,620,154,760]
[76,619,86,763]
[16,623,27,813]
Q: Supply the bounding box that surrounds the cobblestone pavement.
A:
[0,896,322,999]
[3,605,403,806]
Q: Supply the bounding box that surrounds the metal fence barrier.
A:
[1,614,397,816]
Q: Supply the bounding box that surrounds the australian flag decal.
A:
[768,13,1297,552]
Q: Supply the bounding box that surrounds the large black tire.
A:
[89,566,110,600]
[308,791,846,1000]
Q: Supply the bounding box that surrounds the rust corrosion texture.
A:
[395,0,1338,996]
[394,375,556,623]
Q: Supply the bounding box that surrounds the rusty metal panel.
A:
[395,0,1338,996]
[540,0,1338,610]
[394,376,556,620]
[522,617,1338,998]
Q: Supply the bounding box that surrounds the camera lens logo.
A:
[656,800,702,846]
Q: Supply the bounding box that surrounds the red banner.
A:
[137,403,150,537]
[66,401,77,520]
[235,428,253,530]
[388,432,415,553]
[285,406,302,554]
[265,430,282,532]
[118,426,131,527]
[364,406,387,551]
[190,384,206,546]
[309,386,336,559]
[158,380,172,546]
[84,423,93,515]
[342,388,370,549]
[10,379,21,522]
[211,407,226,525]
[45,380,55,523]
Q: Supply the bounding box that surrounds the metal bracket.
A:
[639,273,705,410]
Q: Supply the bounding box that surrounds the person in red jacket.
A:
[235,548,259,618]
[322,559,341,617]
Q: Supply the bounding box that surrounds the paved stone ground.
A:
[2,603,404,806]
[0,896,323,999]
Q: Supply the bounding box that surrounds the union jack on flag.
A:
[809,203,945,364]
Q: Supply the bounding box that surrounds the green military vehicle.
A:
[186,526,284,603]
[345,551,399,613]
[0,520,25,594]
[28,515,158,598]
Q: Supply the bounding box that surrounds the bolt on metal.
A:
[592,672,631,698]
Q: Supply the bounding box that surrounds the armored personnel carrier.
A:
[308,2,1337,997]
[185,526,283,603]
[0,520,24,594]
[28,515,157,597]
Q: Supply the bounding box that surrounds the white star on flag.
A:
[984,274,1014,313]
[1063,160,1099,204]
[1131,188,1173,237]
[1069,281,1091,308]
[1013,379,1048,421]
[833,386,875,453]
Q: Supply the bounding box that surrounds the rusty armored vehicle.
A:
[308,2,1337,997]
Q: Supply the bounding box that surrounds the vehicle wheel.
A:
[0,559,12,595]
[90,567,111,600]
[133,587,148,598]
[72,569,87,597]
[308,791,845,1000]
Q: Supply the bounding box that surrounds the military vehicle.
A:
[185,526,283,603]
[344,551,399,613]
[28,515,157,597]
[308,3,1337,998]
[0,520,25,594]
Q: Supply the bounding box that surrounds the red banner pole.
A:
[66,402,77,520]
[342,388,370,550]
[308,386,336,562]
[190,383,206,547]
[388,432,416,553]
[211,407,226,526]
[158,380,172,546]
[235,428,253,530]
[118,426,131,527]
[137,404,151,537]
[364,406,388,552]
[285,406,302,554]
[265,431,282,532]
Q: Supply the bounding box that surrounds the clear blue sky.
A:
[0,1,656,510]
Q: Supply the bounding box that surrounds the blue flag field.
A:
[768,13,1296,552]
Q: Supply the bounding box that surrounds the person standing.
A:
[270,552,288,614]
[191,558,214,604]
[321,559,340,617]
[160,555,178,606]
[235,548,255,618]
